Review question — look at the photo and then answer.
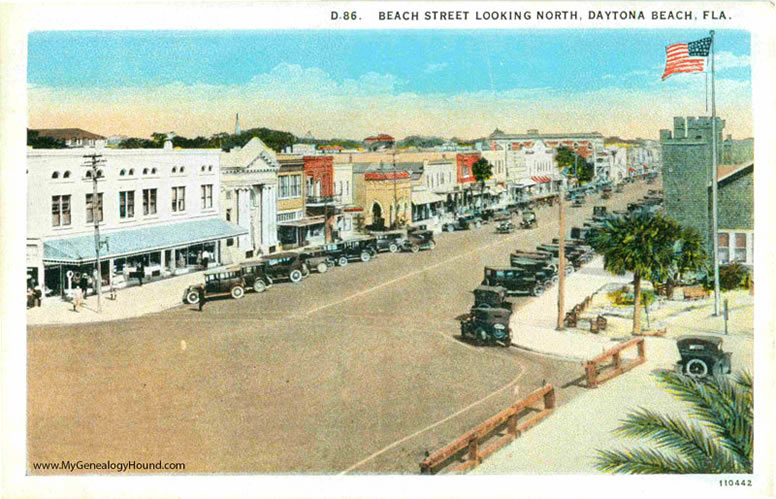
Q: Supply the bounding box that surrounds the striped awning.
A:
[531,176,552,183]
[43,218,247,264]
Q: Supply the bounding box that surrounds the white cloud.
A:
[714,51,751,70]
[602,74,614,80]
[423,62,448,74]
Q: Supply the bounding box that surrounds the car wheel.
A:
[316,262,328,273]
[301,264,310,278]
[253,280,267,293]
[531,284,543,297]
[410,244,420,253]
[446,225,455,233]
[289,269,303,283]
[686,359,708,378]
[475,221,482,229]
[428,240,436,250]
[185,290,200,305]
[360,251,372,262]
[388,243,399,253]
[337,256,349,267]
[230,285,245,299]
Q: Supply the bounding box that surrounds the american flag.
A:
[662,37,712,80]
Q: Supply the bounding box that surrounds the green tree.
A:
[471,157,493,210]
[27,130,66,149]
[589,212,680,334]
[596,370,753,474]
[555,145,594,184]
[674,227,708,283]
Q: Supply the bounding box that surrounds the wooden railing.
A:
[584,337,645,388]
[419,384,555,474]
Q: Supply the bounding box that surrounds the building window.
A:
[119,191,135,219]
[51,171,59,179]
[201,184,213,209]
[279,174,302,199]
[51,195,71,227]
[226,190,233,201]
[143,168,149,175]
[172,186,185,212]
[85,193,103,223]
[128,168,134,175]
[63,170,70,179]
[120,169,126,176]
[225,208,232,222]
[85,170,92,179]
[201,165,206,172]
[718,233,730,264]
[143,188,157,215]
[172,167,177,173]
[151,168,157,175]
[180,166,185,173]
[208,165,213,172]
[734,233,748,263]
[97,169,104,178]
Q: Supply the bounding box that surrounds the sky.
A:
[27,29,752,141]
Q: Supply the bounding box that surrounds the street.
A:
[28,182,654,473]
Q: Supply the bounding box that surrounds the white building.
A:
[27,140,246,299]
[282,143,317,156]
[219,138,279,260]
[333,162,356,238]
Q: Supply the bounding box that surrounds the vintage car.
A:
[511,251,572,275]
[571,198,586,208]
[251,252,310,283]
[182,268,248,304]
[676,336,732,378]
[472,285,513,311]
[442,214,483,232]
[237,262,274,292]
[482,267,547,297]
[297,247,336,274]
[403,227,436,252]
[508,257,557,285]
[496,220,516,234]
[519,210,537,229]
[593,206,607,218]
[320,237,378,266]
[460,306,512,347]
[372,230,408,253]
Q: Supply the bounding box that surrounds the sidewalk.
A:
[27,270,207,326]
[472,258,754,474]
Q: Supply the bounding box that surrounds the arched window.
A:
[128,169,134,175]
[179,166,185,173]
[51,171,59,179]
[208,165,213,172]
[172,167,177,173]
[63,170,71,178]
[97,169,104,178]
[143,168,149,175]
[151,168,157,174]
[201,165,205,172]
[120,169,126,176]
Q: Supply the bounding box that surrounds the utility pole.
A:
[557,176,566,330]
[710,30,721,316]
[83,152,106,312]
[392,148,398,229]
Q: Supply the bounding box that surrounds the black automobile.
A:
[593,206,607,218]
[676,336,732,378]
[511,251,571,275]
[508,257,557,285]
[372,230,408,254]
[460,307,512,346]
[238,262,274,292]
[251,252,310,283]
[183,268,248,304]
[321,237,378,266]
[472,285,513,311]
[442,214,483,232]
[496,220,516,234]
[482,267,546,297]
[519,210,537,229]
[297,247,336,274]
[403,227,436,252]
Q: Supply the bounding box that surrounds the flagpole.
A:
[710,30,721,316]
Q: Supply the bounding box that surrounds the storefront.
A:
[278,215,327,248]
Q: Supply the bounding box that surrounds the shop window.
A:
[718,233,730,264]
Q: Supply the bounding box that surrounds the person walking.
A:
[197,285,206,311]
[201,249,210,269]
[136,261,144,287]
[80,272,89,297]
[72,287,83,312]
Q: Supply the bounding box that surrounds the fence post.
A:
[507,413,518,437]
[612,351,621,370]
[543,386,556,409]
[637,338,645,362]
[585,361,597,388]
[467,435,480,466]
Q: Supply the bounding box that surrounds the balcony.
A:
[305,195,341,206]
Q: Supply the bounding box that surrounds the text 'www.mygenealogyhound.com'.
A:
[31,460,186,473]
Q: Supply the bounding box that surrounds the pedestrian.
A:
[136,261,144,287]
[80,273,89,297]
[201,249,210,269]
[197,285,206,311]
[196,251,203,269]
[32,279,42,307]
[72,287,83,312]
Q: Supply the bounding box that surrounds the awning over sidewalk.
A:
[411,190,445,205]
[531,176,552,183]
[43,218,248,264]
[277,215,326,227]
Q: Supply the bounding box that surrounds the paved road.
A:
[28,182,655,474]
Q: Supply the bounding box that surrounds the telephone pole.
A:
[556,178,566,330]
[392,148,398,228]
[83,152,106,312]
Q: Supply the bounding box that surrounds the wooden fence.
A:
[584,337,645,388]
[419,384,555,474]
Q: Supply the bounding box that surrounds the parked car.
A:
[403,227,436,252]
[297,247,336,274]
[238,262,274,292]
[182,268,248,304]
[675,336,732,378]
[442,214,483,232]
[472,285,512,311]
[460,306,512,347]
[482,267,547,296]
[496,220,516,234]
[320,237,378,266]
[519,210,537,229]
[250,252,310,283]
[372,230,408,254]
[508,257,557,285]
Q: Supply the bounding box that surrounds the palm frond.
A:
[595,447,706,474]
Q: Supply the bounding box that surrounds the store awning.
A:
[491,186,507,195]
[278,215,326,227]
[43,218,248,264]
[512,179,536,188]
[531,176,552,183]
[412,190,445,205]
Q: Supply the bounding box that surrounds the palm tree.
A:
[675,227,708,283]
[471,157,493,211]
[596,370,753,474]
[589,212,680,334]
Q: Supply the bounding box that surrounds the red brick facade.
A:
[303,156,334,196]
[456,152,480,184]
